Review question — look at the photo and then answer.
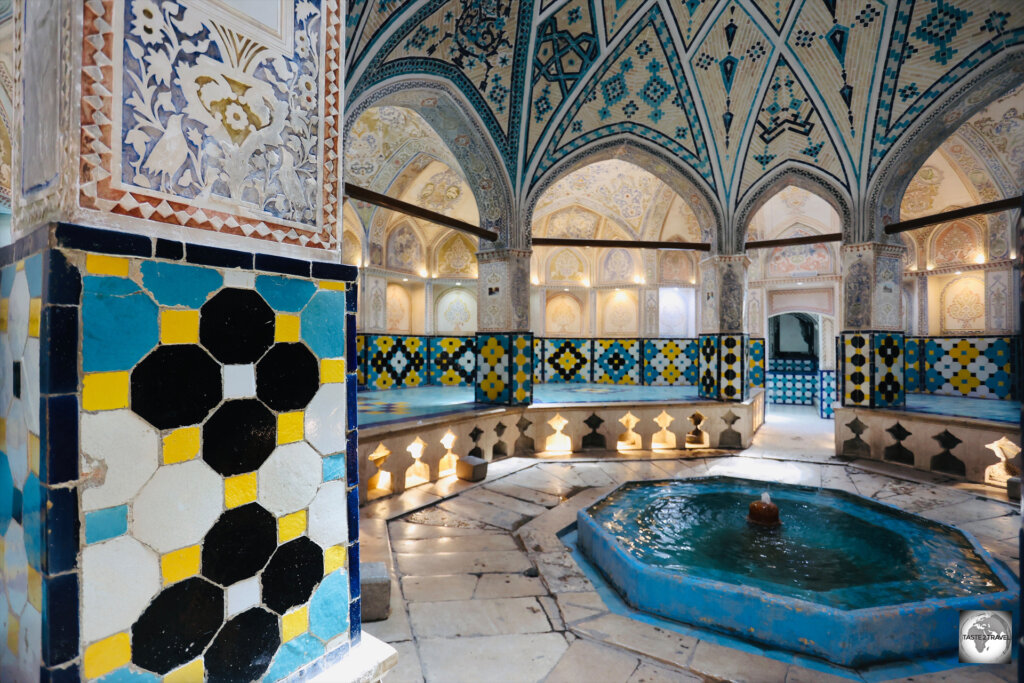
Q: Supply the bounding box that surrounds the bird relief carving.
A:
[121,0,321,224]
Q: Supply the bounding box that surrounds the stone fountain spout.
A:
[747,491,781,528]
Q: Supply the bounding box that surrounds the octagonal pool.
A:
[577,476,1019,666]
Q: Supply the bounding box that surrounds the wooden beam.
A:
[531,238,711,251]
[745,233,843,249]
[344,183,499,242]
[883,195,1022,234]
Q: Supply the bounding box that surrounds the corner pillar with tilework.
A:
[475,249,533,405]
[838,242,906,408]
[697,255,751,402]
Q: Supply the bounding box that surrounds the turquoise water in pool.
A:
[587,478,1004,610]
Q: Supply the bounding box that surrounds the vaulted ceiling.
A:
[346,1,1024,248]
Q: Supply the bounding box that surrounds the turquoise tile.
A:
[97,667,161,683]
[82,276,158,372]
[300,290,347,358]
[24,253,42,296]
[256,274,316,312]
[308,570,349,641]
[140,261,222,308]
[323,453,346,482]
[0,453,12,535]
[22,473,44,571]
[85,505,129,544]
[265,633,325,682]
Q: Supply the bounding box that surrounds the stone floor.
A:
[360,406,1021,683]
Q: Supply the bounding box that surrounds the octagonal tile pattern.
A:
[0,255,43,680]
[70,253,355,681]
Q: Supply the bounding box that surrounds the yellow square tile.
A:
[278,510,307,543]
[281,606,308,642]
[161,309,200,345]
[320,358,346,383]
[164,657,203,683]
[6,612,16,654]
[275,314,301,342]
[0,299,7,332]
[277,411,304,444]
[83,372,131,411]
[324,544,347,574]
[163,427,200,464]
[83,632,131,679]
[27,566,41,611]
[318,280,346,291]
[86,253,130,277]
[161,545,201,585]
[225,473,257,509]
[28,433,39,476]
[28,299,41,338]
[0,419,5,446]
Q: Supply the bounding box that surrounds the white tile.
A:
[0,332,12,418]
[3,523,28,614]
[82,535,159,642]
[223,364,257,399]
[223,270,255,289]
[7,271,28,361]
[304,384,346,456]
[16,602,41,683]
[81,410,160,511]
[226,577,261,616]
[132,460,223,553]
[21,339,39,435]
[258,442,322,516]
[5,399,27,487]
[308,480,348,548]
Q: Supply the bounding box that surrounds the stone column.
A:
[697,254,751,402]
[475,249,533,405]
[838,242,906,408]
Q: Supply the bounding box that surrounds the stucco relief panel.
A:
[940,275,986,334]
[80,0,340,247]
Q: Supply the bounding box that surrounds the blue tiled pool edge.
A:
[575,478,1020,669]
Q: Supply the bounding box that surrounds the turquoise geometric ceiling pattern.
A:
[347,0,1024,226]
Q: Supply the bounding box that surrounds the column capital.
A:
[840,241,905,332]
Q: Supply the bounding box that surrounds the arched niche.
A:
[930,220,985,267]
[598,248,634,285]
[599,290,639,336]
[342,229,362,267]
[385,283,412,334]
[546,247,589,285]
[940,275,986,333]
[659,249,695,284]
[545,293,584,336]
[433,231,478,277]
[434,287,477,334]
[766,227,834,278]
[386,222,425,274]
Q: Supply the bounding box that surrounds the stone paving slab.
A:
[417,633,569,683]
[396,550,533,576]
[570,613,697,671]
[474,572,547,599]
[401,575,477,603]
[484,481,563,507]
[627,661,702,683]
[686,639,790,683]
[543,638,640,683]
[436,497,529,530]
[408,597,551,638]
[460,487,550,518]
[392,533,519,554]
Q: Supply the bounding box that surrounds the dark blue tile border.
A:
[154,238,184,260]
[55,223,151,257]
[255,253,311,277]
[186,243,254,269]
[41,572,78,667]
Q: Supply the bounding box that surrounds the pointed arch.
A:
[733,163,852,253]
[432,230,478,278]
[526,137,722,249]
[346,79,517,247]
[867,48,1024,242]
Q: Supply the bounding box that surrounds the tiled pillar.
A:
[697,255,751,402]
[475,249,533,405]
[838,242,906,408]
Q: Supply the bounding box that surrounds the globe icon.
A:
[959,610,1012,664]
